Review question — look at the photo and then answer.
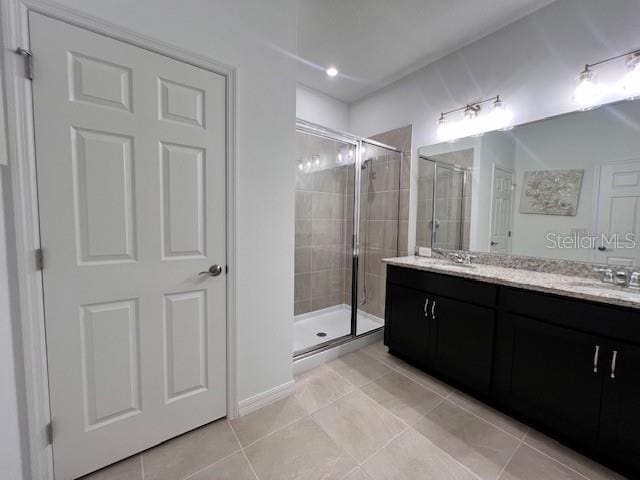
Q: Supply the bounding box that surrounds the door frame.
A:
[0,1,238,479]
[488,163,514,253]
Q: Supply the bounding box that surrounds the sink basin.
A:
[567,281,635,292]
[441,261,477,269]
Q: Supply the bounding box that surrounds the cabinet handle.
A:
[610,350,618,379]
[424,298,430,317]
[431,300,437,320]
[593,345,600,373]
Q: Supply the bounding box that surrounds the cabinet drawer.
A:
[388,266,497,307]
[501,287,640,344]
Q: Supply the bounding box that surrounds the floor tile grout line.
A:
[360,347,453,398]
[180,445,244,480]
[443,396,526,442]
[234,413,311,450]
[405,424,486,480]
[362,346,611,480]
[324,354,391,390]
[496,427,528,480]
[520,436,598,480]
[361,344,530,442]
[357,424,410,467]
[178,421,245,480]
[140,454,145,480]
[228,419,261,480]
[236,344,610,480]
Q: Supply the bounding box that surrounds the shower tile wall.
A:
[416,161,434,249]
[295,164,352,316]
[369,125,412,256]
[355,155,401,320]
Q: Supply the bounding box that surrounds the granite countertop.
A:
[383,256,640,310]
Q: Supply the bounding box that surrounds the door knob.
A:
[490,241,499,246]
[199,265,223,277]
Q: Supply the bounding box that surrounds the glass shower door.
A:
[355,142,402,335]
[293,130,356,355]
[432,163,466,250]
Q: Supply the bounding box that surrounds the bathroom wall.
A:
[297,84,349,131]
[348,0,640,255]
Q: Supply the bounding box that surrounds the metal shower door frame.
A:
[294,119,402,359]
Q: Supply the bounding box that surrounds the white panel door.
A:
[29,13,227,479]
[489,166,513,253]
[595,161,640,266]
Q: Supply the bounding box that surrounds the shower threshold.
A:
[293,304,383,354]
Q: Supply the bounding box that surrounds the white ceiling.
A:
[297,0,556,103]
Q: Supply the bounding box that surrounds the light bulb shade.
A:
[573,69,601,108]
[436,116,459,141]
[619,54,640,98]
[489,99,513,130]
[463,107,478,121]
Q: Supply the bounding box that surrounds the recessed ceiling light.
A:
[326,66,338,77]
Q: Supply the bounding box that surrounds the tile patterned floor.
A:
[82,341,628,480]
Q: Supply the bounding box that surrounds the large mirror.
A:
[417,99,640,266]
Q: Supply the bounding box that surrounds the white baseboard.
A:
[237,380,296,417]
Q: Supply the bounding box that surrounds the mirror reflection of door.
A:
[595,161,640,266]
[489,165,514,254]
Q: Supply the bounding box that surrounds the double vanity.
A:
[383,257,640,478]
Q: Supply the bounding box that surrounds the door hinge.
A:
[46,421,53,445]
[16,48,33,80]
[508,231,512,238]
[35,248,44,270]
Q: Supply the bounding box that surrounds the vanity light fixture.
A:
[573,48,640,107]
[436,95,512,142]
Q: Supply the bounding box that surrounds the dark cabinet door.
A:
[599,342,640,473]
[431,296,495,395]
[507,314,604,447]
[385,284,430,366]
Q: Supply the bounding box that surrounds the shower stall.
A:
[294,121,402,357]
[416,156,471,251]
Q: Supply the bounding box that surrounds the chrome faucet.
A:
[451,252,475,266]
[594,267,640,288]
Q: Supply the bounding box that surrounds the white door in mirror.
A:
[596,162,640,266]
[30,13,228,479]
[489,166,514,254]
